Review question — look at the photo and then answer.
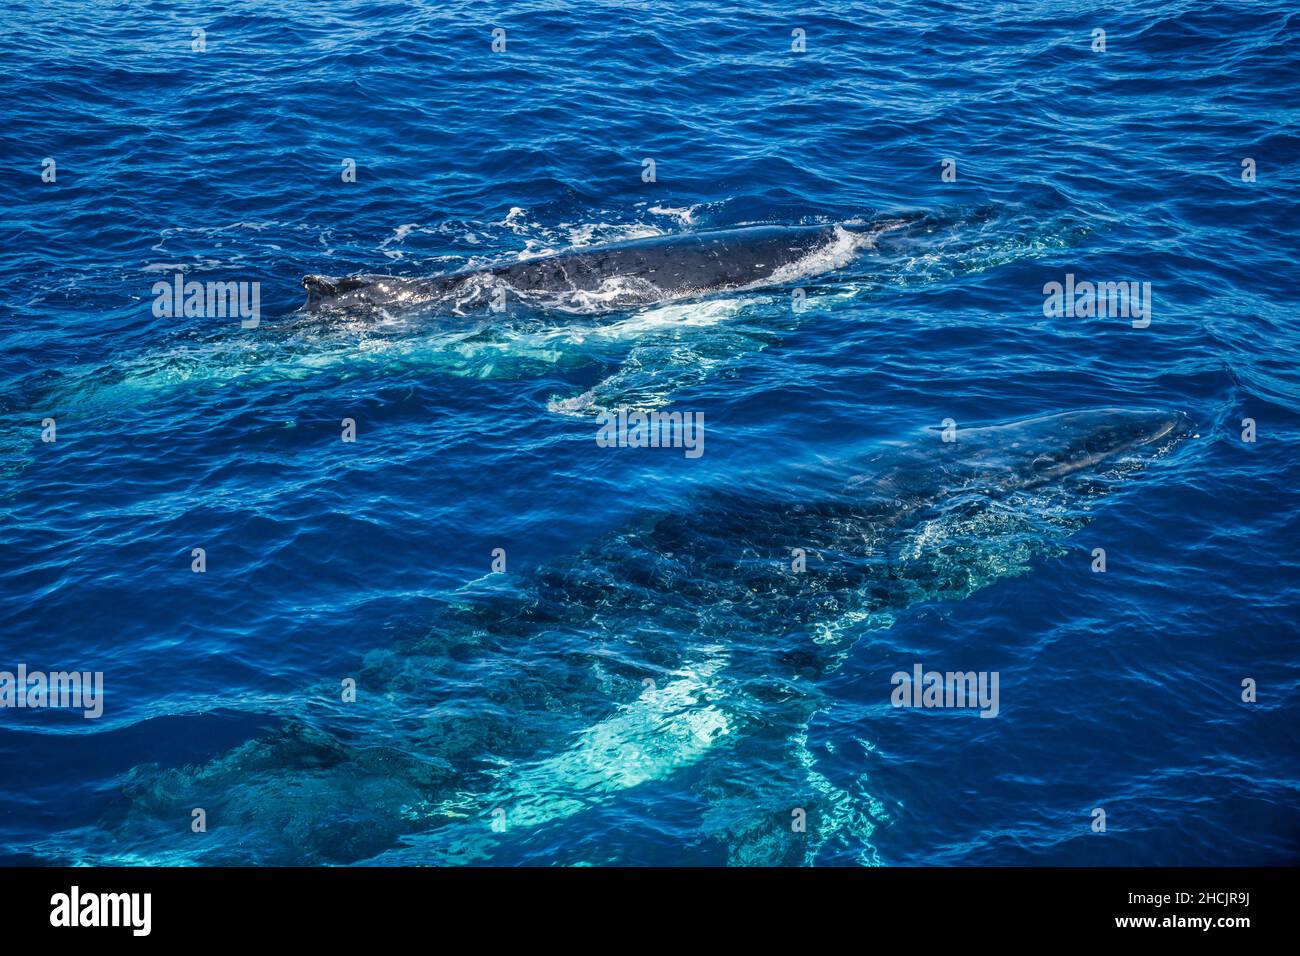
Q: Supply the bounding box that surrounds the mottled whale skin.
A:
[82,407,1191,865]
[301,220,918,314]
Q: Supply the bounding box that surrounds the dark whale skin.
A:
[301,220,919,313]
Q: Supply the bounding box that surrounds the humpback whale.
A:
[301,220,920,315]
[1,207,1052,484]
[55,407,1192,865]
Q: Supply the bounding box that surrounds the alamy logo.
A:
[50,886,151,936]
[152,272,262,328]
[1043,273,1151,328]
[0,664,103,718]
[891,663,1000,718]
[596,408,705,459]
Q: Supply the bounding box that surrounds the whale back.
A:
[298,221,907,314]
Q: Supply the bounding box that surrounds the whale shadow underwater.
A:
[57,407,1194,866]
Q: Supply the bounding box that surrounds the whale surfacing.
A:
[301,219,919,315]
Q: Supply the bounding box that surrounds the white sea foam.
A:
[566,221,664,247]
[501,206,529,232]
[763,225,876,286]
[649,205,699,226]
[378,222,421,259]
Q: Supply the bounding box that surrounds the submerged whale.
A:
[67,407,1192,865]
[301,219,921,315]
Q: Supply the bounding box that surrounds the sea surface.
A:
[1,0,1297,866]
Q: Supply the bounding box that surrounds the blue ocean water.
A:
[1,0,1297,866]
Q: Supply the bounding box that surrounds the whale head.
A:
[997,407,1195,483]
[913,407,1195,502]
[850,407,1194,507]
